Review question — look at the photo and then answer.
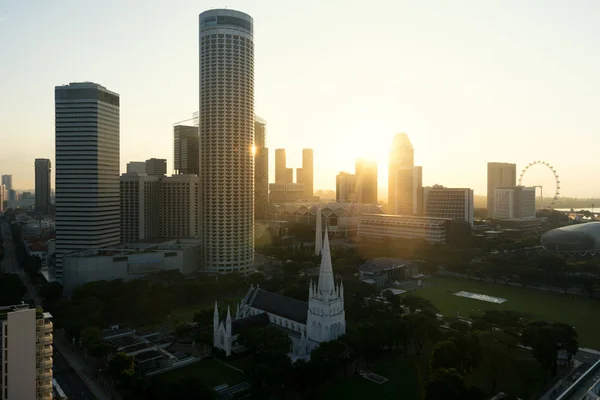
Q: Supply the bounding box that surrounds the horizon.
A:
[1,1,600,197]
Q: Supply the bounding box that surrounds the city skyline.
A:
[1,1,600,197]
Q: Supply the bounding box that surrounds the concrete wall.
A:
[7,308,36,400]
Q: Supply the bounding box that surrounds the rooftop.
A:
[246,287,308,323]
[359,258,413,274]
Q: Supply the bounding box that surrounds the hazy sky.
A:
[1,0,599,198]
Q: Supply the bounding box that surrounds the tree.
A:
[238,326,291,364]
[89,341,113,359]
[80,326,102,348]
[431,341,461,372]
[310,339,354,379]
[425,368,467,400]
[402,294,438,313]
[39,282,63,303]
[580,275,599,298]
[108,352,135,379]
[406,313,439,355]
[522,321,578,376]
[0,273,26,306]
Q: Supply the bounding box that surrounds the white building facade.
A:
[493,186,536,219]
[359,214,453,244]
[54,82,120,281]
[159,175,199,239]
[423,186,474,225]
[214,229,345,359]
[199,9,255,273]
[0,304,53,400]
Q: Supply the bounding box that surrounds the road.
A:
[1,220,109,400]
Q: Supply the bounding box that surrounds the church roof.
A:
[247,287,308,323]
[231,312,270,335]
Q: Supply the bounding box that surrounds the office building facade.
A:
[336,172,358,203]
[199,9,255,272]
[54,82,120,280]
[275,148,293,184]
[1,175,12,194]
[126,161,146,174]
[34,159,52,214]
[120,174,160,243]
[359,214,453,244]
[296,149,314,198]
[145,158,167,176]
[493,186,536,219]
[269,183,306,204]
[355,159,378,204]
[174,125,199,175]
[487,162,517,218]
[0,304,53,400]
[423,186,474,225]
[254,117,269,219]
[388,133,415,215]
[0,184,5,212]
[160,175,200,239]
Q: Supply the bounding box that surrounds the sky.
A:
[1,0,599,199]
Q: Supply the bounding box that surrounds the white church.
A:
[213,220,346,359]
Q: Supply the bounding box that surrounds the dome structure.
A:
[541,222,600,256]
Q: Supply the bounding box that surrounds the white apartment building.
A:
[54,82,120,281]
[120,174,160,243]
[423,186,474,225]
[359,214,453,244]
[160,175,199,239]
[199,9,255,273]
[493,186,536,219]
[0,304,53,400]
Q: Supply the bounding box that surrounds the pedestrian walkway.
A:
[54,332,110,400]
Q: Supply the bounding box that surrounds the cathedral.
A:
[213,226,346,359]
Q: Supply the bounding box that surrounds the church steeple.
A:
[317,226,335,295]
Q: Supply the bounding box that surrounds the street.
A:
[1,220,108,400]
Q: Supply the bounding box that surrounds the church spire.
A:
[315,206,322,256]
[317,226,335,294]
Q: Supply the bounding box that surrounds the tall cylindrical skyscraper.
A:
[199,9,254,273]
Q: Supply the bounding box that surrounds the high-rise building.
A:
[0,184,5,212]
[174,125,199,175]
[423,185,474,225]
[0,304,54,400]
[199,9,255,273]
[55,82,120,280]
[1,175,12,192]
[388,133,414,215]
[493,186,536,219]
[126,161,146,174]
[487,162,517,218]
[120,174,160,242]
[268,183,306,204]
[145,158,167,176]
[296,149,314,198]
[413,166,423,215]
[34,159,52,214]
[336,172,357,203]
[275,148,293,184]
[355,159,378,204]
[160,174,200,239]
[254,116,269,219]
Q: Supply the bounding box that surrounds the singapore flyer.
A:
[518,161,560,209]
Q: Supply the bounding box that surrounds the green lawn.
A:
[414,276,600,349]
[326,354,428,399]
[156,358,245,388]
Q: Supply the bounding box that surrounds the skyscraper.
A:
[355,159,378,204]
[55,82,120,280]
[413,166,423,215]
[1,175,12,192]
[254,116,269,219]
[174,124,199,175]
[145,158,167,176]
[487,162,517,217]
[126,161,146,174]
[34,159,52,214]
[120,173,160,243]
[423,186,474,224]
[388,133,414,215]
[336,172,357,203]
[275,148,293,184]
[296,149,314,198]
[199,9,254,273]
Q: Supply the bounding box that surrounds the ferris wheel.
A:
[518,161,560,209]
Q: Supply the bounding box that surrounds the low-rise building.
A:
[0,304,53,400]
[493,186,536,219]
[359,214,455,244]
[359,258,419,287]
[62,239,200,295]
[269,183,307,204]
[422,185,474,225]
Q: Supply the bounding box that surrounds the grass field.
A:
[326,355,428,399]
[414,276,600,349]
[157,359,245,388]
